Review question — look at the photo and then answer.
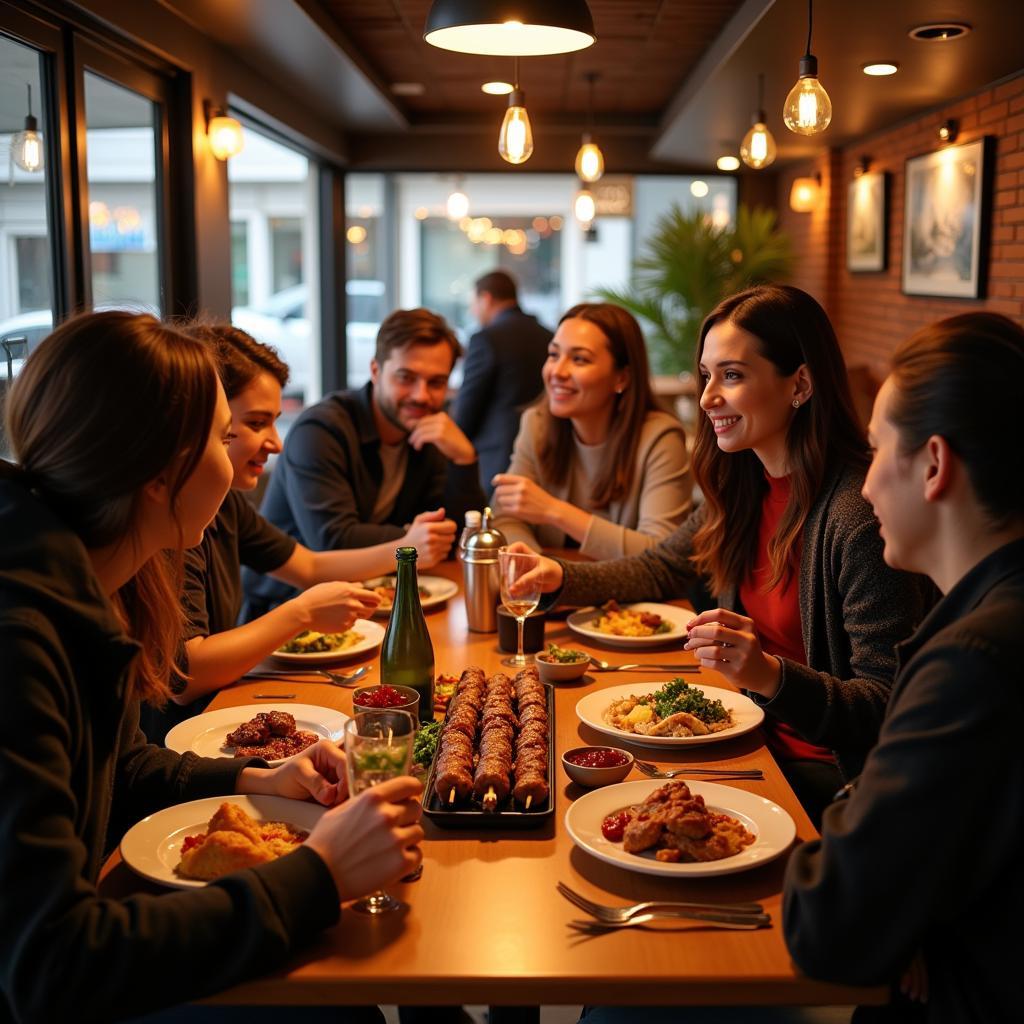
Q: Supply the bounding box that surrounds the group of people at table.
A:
[0,267,1020,1024]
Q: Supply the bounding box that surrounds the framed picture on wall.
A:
[902,137,993,298]
[847,172,887,272]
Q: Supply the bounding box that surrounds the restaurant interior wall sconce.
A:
[783,0,832,135]
[717,155,740,172]
[740,74,777,169]
[789,174,822,212]
[574,72,604,183]
[10,84,44,176]
[425,0,595,56]
[938,119,959,144]
[205,102,244,160]
[498,57,533,164]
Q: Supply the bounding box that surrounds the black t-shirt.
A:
[141,490,296,744]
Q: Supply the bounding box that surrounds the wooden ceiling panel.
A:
[317,0,744,119]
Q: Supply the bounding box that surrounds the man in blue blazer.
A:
[453,270,553,493]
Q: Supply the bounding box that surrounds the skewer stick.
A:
[524,794,533,810]
[483,786,497,811]
[448,787,456,805]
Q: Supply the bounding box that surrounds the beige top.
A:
[492,406,693,559]
[371,442,408,523]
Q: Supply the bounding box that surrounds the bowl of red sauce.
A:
[352,684,419,717]
[562,745,634,788]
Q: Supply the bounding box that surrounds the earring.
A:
[792,399,800,408]
[616,387,625,395]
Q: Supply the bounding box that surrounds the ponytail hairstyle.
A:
[4,310,221,703]
[887,312,1024,529]
[535,302,659,508]
[181,320,288,399]
[690,285,868,596]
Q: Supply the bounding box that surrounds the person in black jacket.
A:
[785,312,1024,1023]
[0,312,422,1023]
[245,307,486,616]
[453,270,553,492]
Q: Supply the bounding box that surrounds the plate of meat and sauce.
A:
[164,704,348,765]
[564,778,795,878]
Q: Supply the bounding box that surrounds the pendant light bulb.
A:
[575,137,604,182]
[447,186,470,220]
[498,85,533,164]
[573,187,596,226]
[740,117,776,169]
[11,84,44,174]
[784,1,832,136]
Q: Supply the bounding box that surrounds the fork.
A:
[568,911,769,932]
[557,882,764,921]
[589,659,699,673]
[244,665,371,688]
[633,761,763,780]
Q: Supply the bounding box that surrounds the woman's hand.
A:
[899,950,929,1004]
[304,776,424,901]
[491,474,560,526]
[504,541,564,596]
[237,738,349,806]
[684,608,781,697]
[293,581,380,634]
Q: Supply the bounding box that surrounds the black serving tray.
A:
[422,680,555,829]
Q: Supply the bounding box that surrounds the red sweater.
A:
[738,473,835,765]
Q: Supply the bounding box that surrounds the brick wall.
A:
[774,70,1024,380]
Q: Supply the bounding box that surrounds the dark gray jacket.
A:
[556,466,934,778]
[0,477,339,1023]
[785,537,1024,1022]
[453,305,552,491]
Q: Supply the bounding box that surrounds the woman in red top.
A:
[512,285,932,823]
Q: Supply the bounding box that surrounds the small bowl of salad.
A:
[535,643,590,684]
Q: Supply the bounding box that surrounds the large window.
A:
[83,72,162,312]
[229,126,320,412]
[0,33,53,385]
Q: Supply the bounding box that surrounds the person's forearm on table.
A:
[178,603,319,697]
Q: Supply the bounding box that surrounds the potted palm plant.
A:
[595,204,794,375]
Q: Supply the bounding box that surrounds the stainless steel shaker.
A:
[461,507,506,632]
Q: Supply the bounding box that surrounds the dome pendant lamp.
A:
[783,0,832,135]
[424,0,595,56]
[740,74,777,169]
[574,71,605,183]
[498,57,534,164]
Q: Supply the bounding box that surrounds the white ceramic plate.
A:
[164,703,348,765]
[567,602,690,649]
[271,618,385,664]
[120,794,327,889]
[565,779,795,878]
[575,682,764,749]
[361,575,459,616]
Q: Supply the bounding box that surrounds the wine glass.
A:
[498,546,541,668]
[343,709,415,915]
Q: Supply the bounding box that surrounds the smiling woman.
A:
[510,285,935,824]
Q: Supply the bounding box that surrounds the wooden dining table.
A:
[101,557,886,1009]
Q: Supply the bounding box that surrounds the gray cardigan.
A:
[555,466,934,778]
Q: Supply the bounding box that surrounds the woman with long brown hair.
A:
[0,312,421,1022]
[491,302,693,559]
[511,285,931,820]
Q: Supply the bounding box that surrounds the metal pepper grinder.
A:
[461,507,506,632]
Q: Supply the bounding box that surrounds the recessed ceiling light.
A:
[391,82,426,96]
[716,155,740,172]
[481,81,514,95]
[908,23,971,42]
[863,62,898,76]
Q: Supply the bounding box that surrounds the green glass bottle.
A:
[379,546,435,726]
